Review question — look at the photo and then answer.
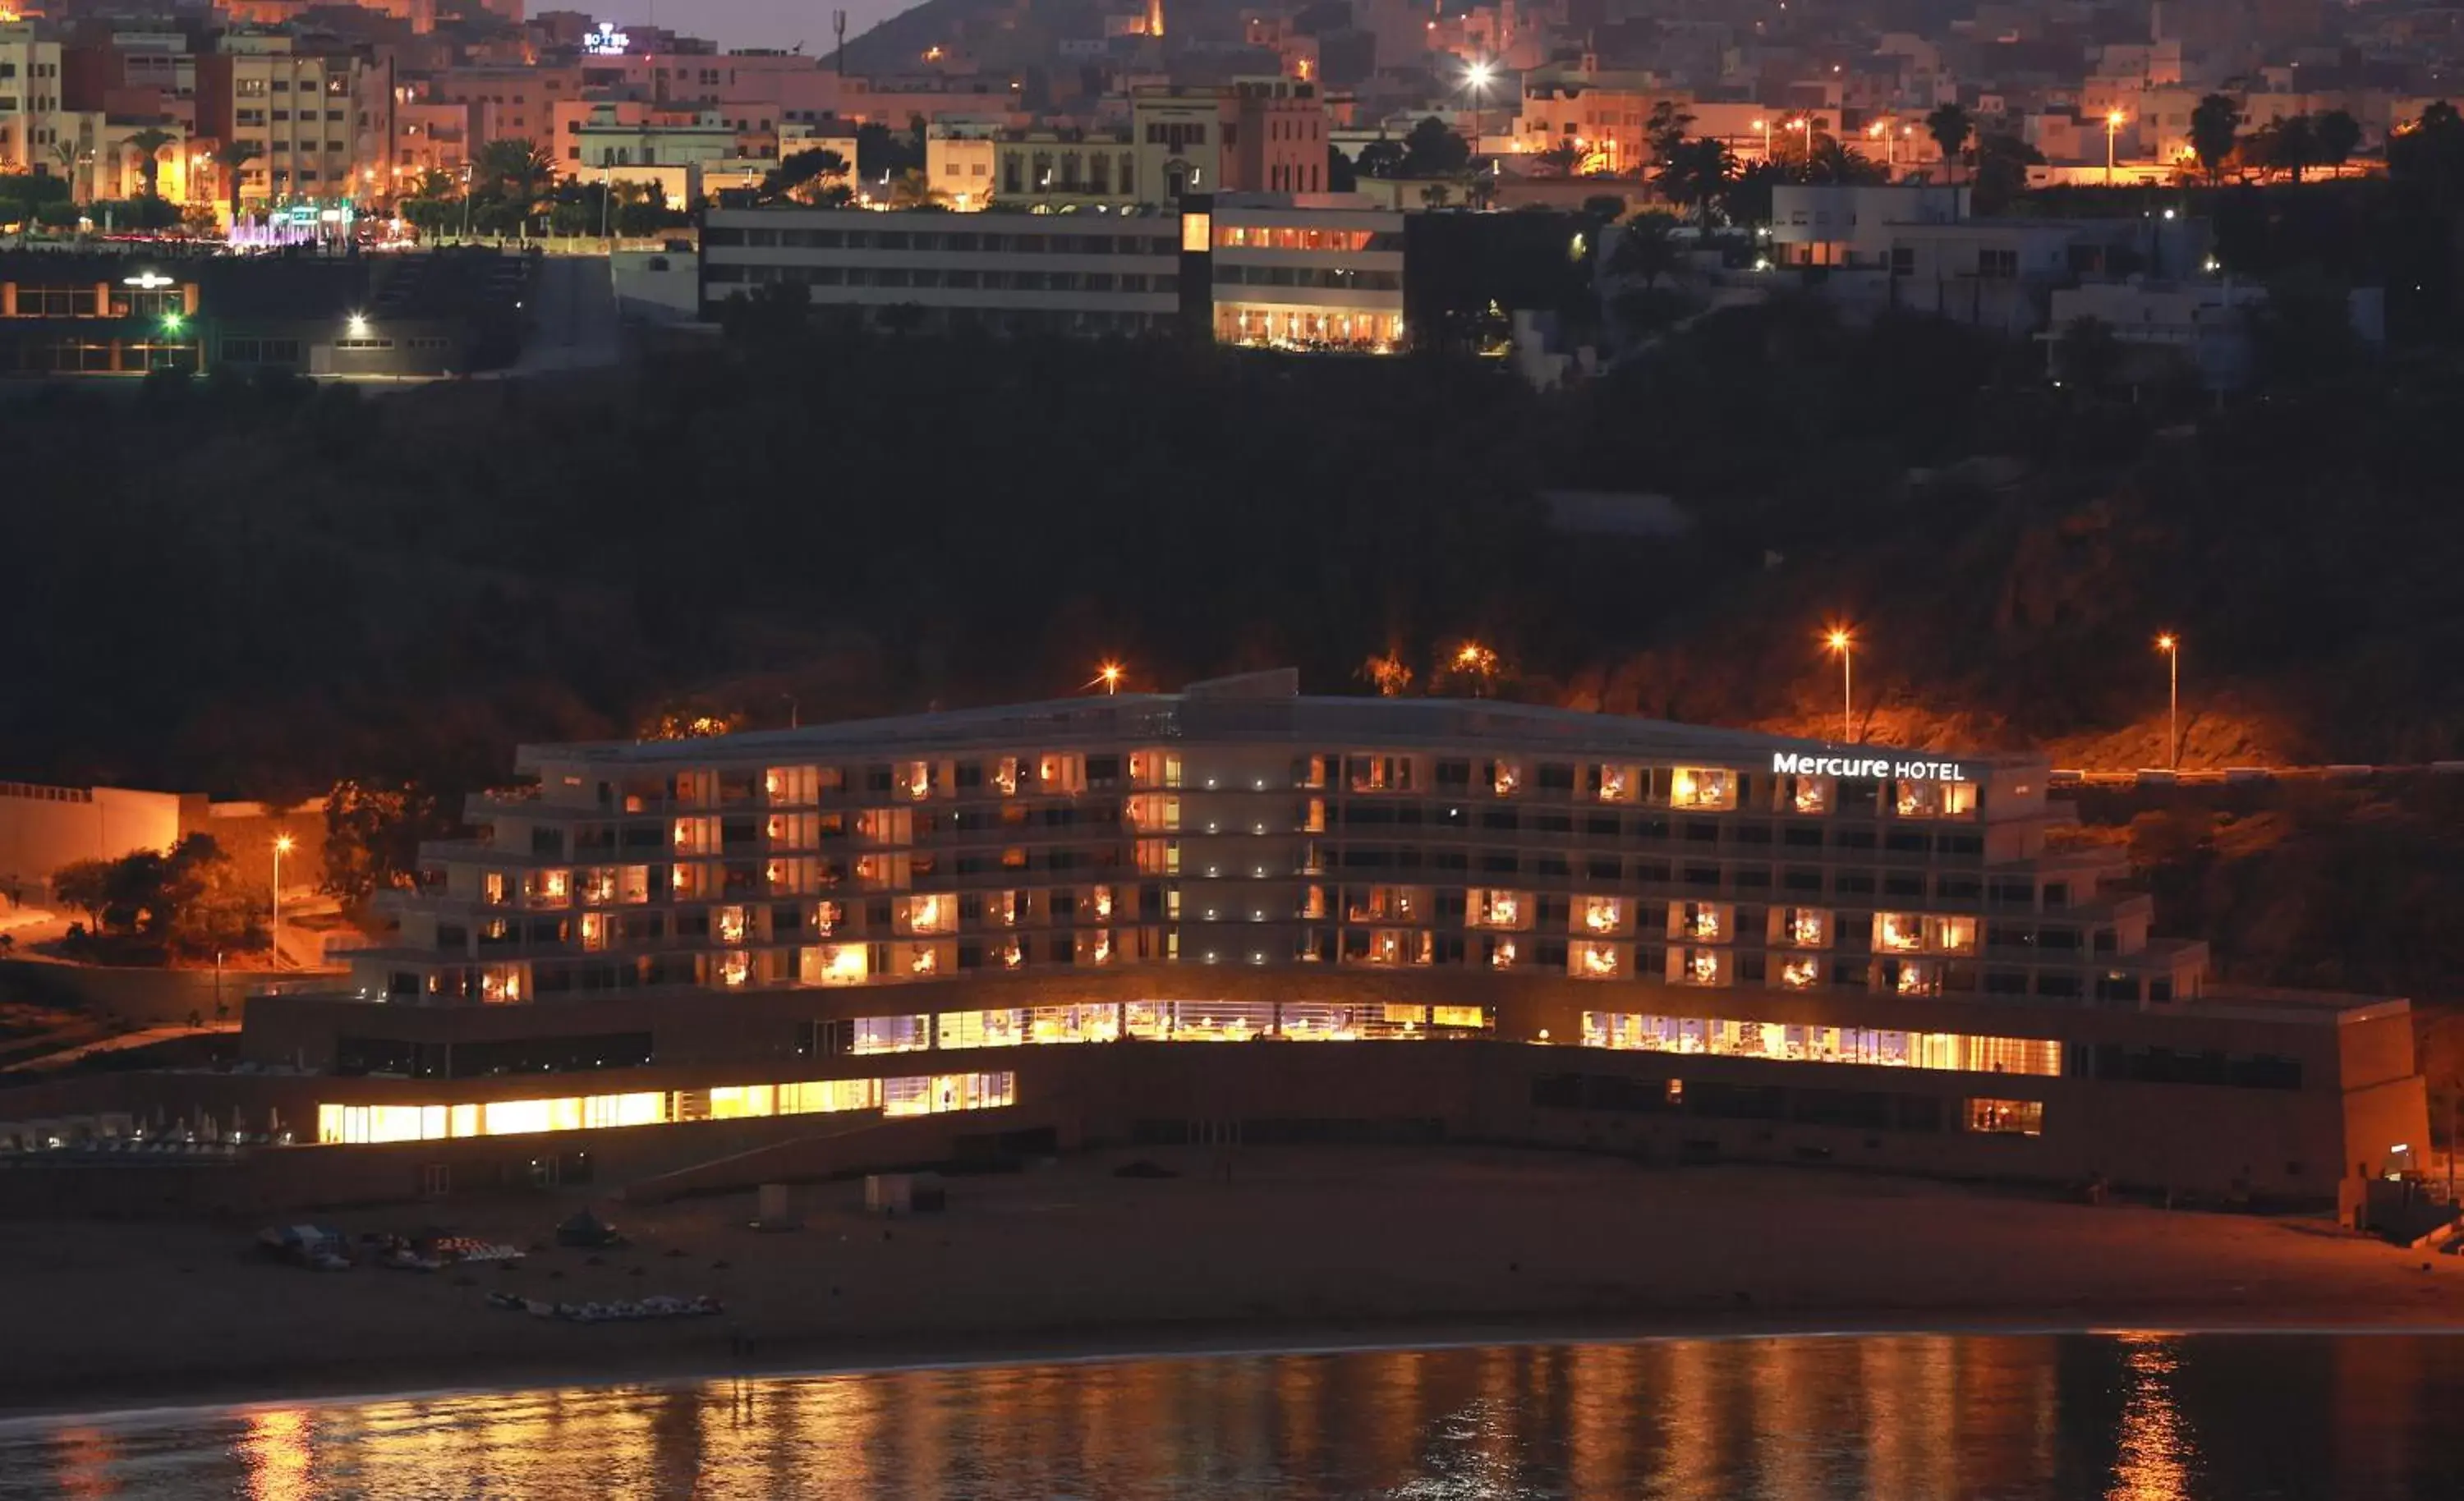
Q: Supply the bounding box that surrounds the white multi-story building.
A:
[698,204,1187,334]
[199,34,361,205]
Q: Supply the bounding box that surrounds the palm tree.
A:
[124,127,175,200]
[471,137,557,236]
[1651,135,1733,223]
[218,139,264,223]
[885,168,946,209]
[46,138,84,204]
[1925,103,1973,184]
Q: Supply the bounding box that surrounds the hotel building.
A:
[2,670,2416,1214]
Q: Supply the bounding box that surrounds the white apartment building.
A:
[202,36,359,204]
[0,25,93,190]
[926,121,997,209]
[1209,197,1404,351]
[699,204,1186,335]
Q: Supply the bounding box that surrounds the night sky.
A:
[623,0,919,52]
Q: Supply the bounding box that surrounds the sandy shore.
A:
[5,1145,2461,1416]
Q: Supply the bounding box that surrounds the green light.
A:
[161,312,186,334]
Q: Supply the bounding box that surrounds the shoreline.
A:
[15,1301,2464,1424]
[7,1147,2460,1423]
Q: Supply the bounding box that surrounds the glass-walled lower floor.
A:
[315,1071,1018,1146]
[1581,1011,2062,1077]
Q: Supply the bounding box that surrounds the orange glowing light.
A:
[2155,633,2177,652]
[1824,628,1853,654]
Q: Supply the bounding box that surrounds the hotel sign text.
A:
[1772,753,1971,783]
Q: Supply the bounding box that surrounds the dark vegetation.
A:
[7,174,2464,1031]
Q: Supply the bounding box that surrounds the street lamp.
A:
[2155,633,2180,769]
[270,833,295,970]
[1867,118,1896,175]
[1464,60,1496,157]
[2106,108,2126,186]
[1754,117,1769,163]
[1088,661,1124,695]
[1824,627,1855,742]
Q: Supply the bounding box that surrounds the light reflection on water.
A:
[4,1333,2462,1500]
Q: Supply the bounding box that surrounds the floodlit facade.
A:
[1210,200,1404,351]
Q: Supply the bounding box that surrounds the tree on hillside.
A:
[2190,94,2243,185]
[51,859,111,933]
[123,127,174,200]
[1653,135,1733,223]
[1971,132,2044,213]
[399,168,462,236]
[1645,99,1696,163]
[471,138,557,236]
[321,780,449,907]
[1535,136,1584,176]
[757,146,851,204]
[1354,136,1404,178]
[2315,109,2361,177]
[1925,103,1973,183]
[1400,115,1471,176]
[886,168,946,209]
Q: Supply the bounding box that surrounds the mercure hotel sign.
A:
[1772,753,1972,783]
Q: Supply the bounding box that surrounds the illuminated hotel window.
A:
[1873,913,1978,954]
[1431,1005,1487,1029]
[718,950,752,987]
[480,965,523,1003]
[1126,793,1181,830]
[1897,779,1979,819]
[1490,759,1522,796]
[904,943,940,977]
[899,893,956,935]
[1129,751,1184,787]
[1026,1003,1122,1042]
[884,1072,1016,1117]
[1180,210,1212,252]
[813,899,844,936]
[937,1008,1024,1049]
[1571,939,1625,978]
[1468,888,1529,930]
[1893,959,1943,996]
[1779,955,1822,989]
[1488,936,1519,970]
[1669,766,1736,810]
[1582,1012,2061,1076]
[853,1014,931,1053]
[802,943,870,986]
[483,871,507,905]
[1966,1098,2044,1135]
[1594,763,1639,803]
[991,756,1021,795]
[1670,947,1729,985]
[1356,928,1432,966]
[1780,773,1832,815]
[716,905,749,943]
[902,760,935,800]
[1673,901,1729,942]
[1775,907,1831,948]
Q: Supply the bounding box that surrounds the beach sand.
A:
[5,1145,2460,1414]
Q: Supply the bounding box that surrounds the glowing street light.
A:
[2155,633,2180,769]
[1463,60,1497,158]
[1088,661,1125,695]
[1754,117,1770,161]
[1824,627,1855,742]
[2106,108,2126,185]
[271,833,295,970]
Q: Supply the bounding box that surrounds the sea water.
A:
[3,1332,2461,1499]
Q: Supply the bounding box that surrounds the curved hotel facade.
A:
[8,672,2427,1210]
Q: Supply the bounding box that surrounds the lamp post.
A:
[1754,117,1770,163]
[1464,60,1496,159]
[1825,627,1855,742]
[1088,662,1124,695]
[1791,115,1813,174]
[2106,108,2125,186]
[2155,634,2180,769]
[270,833,294,971]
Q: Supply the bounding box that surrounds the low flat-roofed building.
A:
[698,203,1188,335]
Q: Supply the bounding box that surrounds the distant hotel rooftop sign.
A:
[584,21,630,54]
[1772,752,1972,783]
